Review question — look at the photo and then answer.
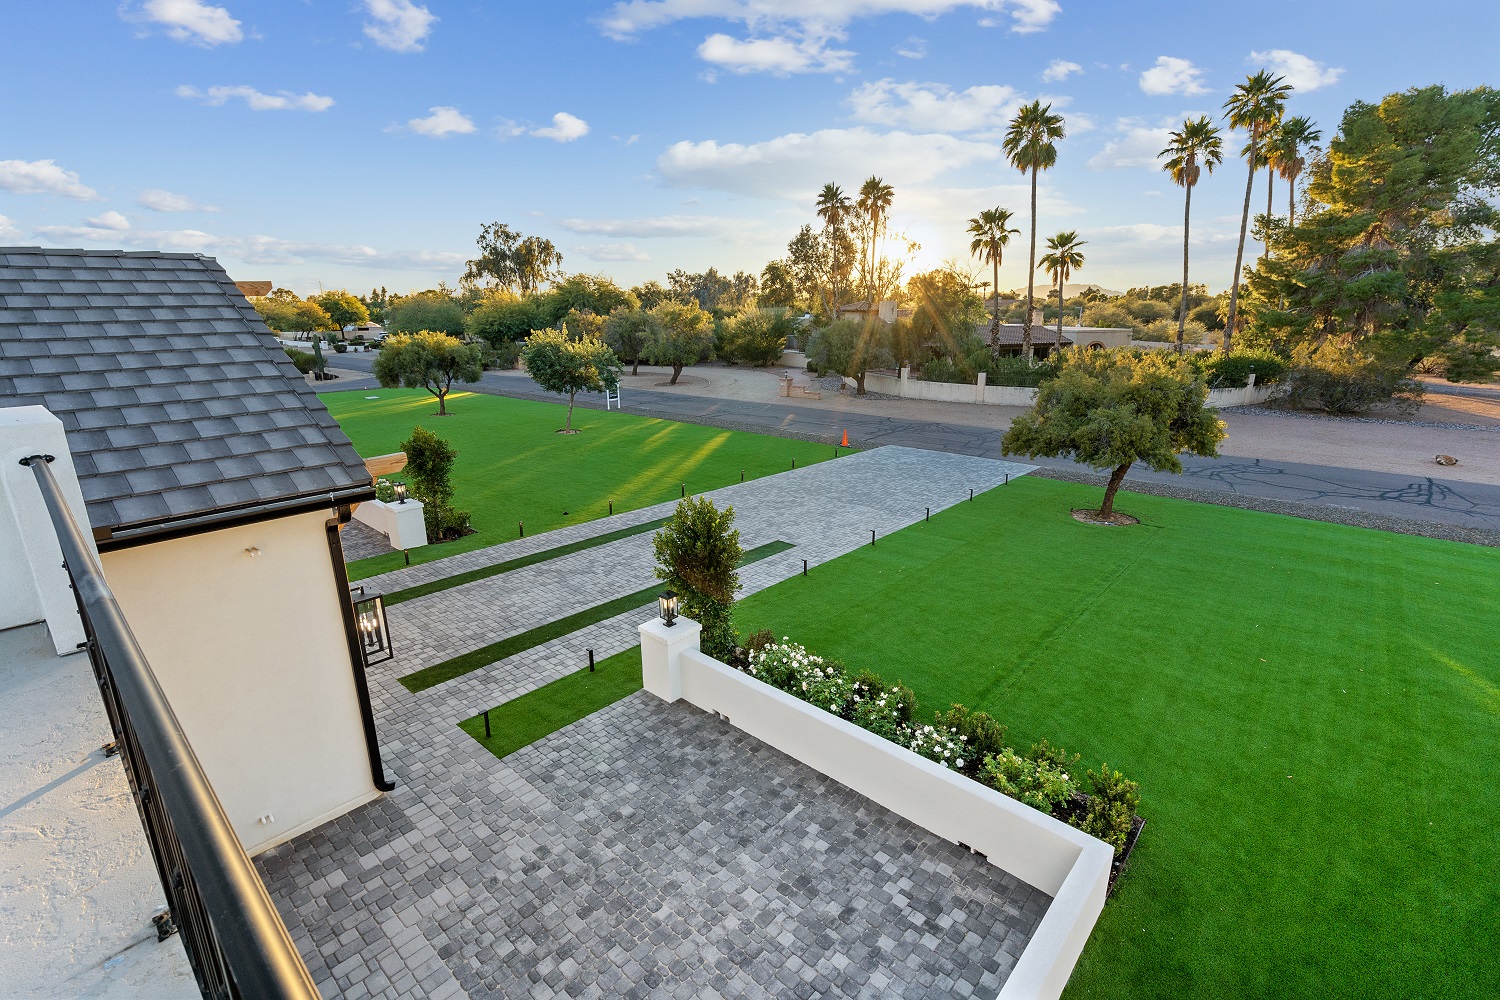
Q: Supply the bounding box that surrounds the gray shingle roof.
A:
[990,325,1073,346]
[0,247,372,533]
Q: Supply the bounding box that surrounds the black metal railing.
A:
[21,455,319,1000]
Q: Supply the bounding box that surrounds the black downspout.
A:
[325,506,396,792]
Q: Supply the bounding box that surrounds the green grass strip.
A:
[384,516,673,606]
[399,540,795,693]
[459,646,643,760]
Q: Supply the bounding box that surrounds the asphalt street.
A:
[320,353,1500,532]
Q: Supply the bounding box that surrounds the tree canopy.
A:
[604,306,659,375]
[385,292,466,337]
[519,328,623,432]
[644,300,714,384]
[808,318,894,395]
[313,290,369,331]
[372,331,484,416]
[463,221,564,294]
[1001,348,1225,519]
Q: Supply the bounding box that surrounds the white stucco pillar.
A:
[976,369,988,404]
[638,615,702,703]
[898,363,910,398]
[0,406,94,654]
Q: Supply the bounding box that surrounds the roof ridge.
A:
[0,245,209,260]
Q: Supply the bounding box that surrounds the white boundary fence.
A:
[639,616,1114,1000]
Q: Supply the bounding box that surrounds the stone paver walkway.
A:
[256,446,1048,999]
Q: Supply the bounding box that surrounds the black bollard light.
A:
[483,709,491,738]
[588,648,595,673]
[802,559,808,576]
[519,520,524,538]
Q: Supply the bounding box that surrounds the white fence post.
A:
[638,615,702,702]
[976,369,987,404]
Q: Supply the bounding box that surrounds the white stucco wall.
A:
[858,371,1274,409]
[639,617,1113,1000]
[100,510,379,854]
[352,497,428,550]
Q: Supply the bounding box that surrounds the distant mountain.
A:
[997,283,1123,299]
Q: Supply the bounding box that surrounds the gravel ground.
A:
[1031,466,1500,548]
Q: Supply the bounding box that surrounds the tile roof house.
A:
[0,246,390,858]
[0,247,371,541]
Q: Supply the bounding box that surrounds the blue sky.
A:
[2,1,1496,297]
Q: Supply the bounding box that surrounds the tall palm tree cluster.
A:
[814,176,897,310]
[1163,71,1321,353]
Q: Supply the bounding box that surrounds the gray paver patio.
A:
[257,446,1049,998]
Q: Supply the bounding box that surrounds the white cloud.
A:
[1041,58,1081,83]
[134,0,243,46]
[575,243,652,262]
[0,159,102,201]
[86,211,132,231]
[1139,56,1209,96]
[176,85,334,112]
[558,215,758,239]
[848,79,1021,133]
[0,215,22,241]
[137,188,219,212]
[531,112,590,142]
[896,36,926,59]
[658,127,999,199]
[1086,118,1172,170]
[1248,49,1344,92]
[402,106,476,136]
[697,33,854,74]
[995,0,1060,34]
[362,0,436,53]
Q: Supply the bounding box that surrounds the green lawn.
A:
[459,646,643,759]
[323,388,840,578]
[734,476,1499,1000]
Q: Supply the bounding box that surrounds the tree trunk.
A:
[1223,128,1258,353]
[1055,270,1064,347]
[990,255,1000,348]
[1263,165,1274,260]
[855,371,866,395]
[436,388,448,416]
[632,355,640,376]
[1100,462,1132,519]
[1288,172,1297,227]
[670,362,683,385]
[1023,166,1038,359]
[566,390,575,431]
[1177,180,1192,355]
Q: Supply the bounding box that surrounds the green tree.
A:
[518,327,623,432]
[399,426,469,542]
[759,259,797,308]
[907,265,987,360]
[550,273,637,317]
[855,176,895,302]
[722,307,795,366]
[463,221,563,294]
[466,293,546,345]
[1039,232,1087,350]
[645,300,714,384]
[967,207,1021,346]
[604,306,659,375]
[313,290,369,333]
[630,280,670,310]
[1001,349,1226,520]
[1161,116,1225,354]
[386,293,465,337]
[1222,70,1293,351]
[808,318,894,395]
[372,331,484,416]
[1003,100,1067,358]
[652,495,743,660]
[1268,116,1322,226]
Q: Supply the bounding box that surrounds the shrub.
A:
[653,496,743,659]
[907,722,969,771]
[332,341,348,354]
[1081,764,1142,852]
[921,356,970,384]
[932,704,1008,779]
[1270,342,1423,415]
[489,339,523,370]
[979,354,1057,387]
[851,688,910,743]
[374,478,397,503]
[721,307,795,366]
[1199,348,1287,388]
[400,426,471,542]
[980,748,1078,815]
[284,347,315,374]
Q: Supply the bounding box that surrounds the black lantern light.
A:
[350,585,394,664]
[658,590,679,627]
[393,481,408,504]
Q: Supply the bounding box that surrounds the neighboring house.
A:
[836,299,912,324]
[987,323,1134,358]
[0,246,391,856]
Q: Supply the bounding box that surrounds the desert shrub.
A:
[721,307,794,366]
[283,347,315,374]
[1198,348,1287,387]
[400,426,471,542]
[980,748,1078,815]
[979,354,1057,387]
[1270,342,1423,414]
[921,357,970,383]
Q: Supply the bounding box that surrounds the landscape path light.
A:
[658,590,679,627]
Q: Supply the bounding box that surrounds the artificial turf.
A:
[322,388,840,579]
[458,646,643,760]
[400,540,795,693]
[733,476,1500,1000]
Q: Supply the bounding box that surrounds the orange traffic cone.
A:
[841,429,849,448]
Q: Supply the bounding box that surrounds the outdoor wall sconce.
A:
[658,590,679,627]
[393,482,408,504]
[351,586,394,665]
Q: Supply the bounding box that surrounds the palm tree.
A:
[1221,70,1292,352]
[1003,100,1066,359]
[815,182,852,310]
[1161,116,1224,354]
[1269,116,1322,226]
[1039,232,1086,354]
[966,208,1020,348]
[855,176,894,303]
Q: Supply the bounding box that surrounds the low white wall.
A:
[639,617,1113,1000]
[857,371,1273,409]
[102,510,379,854]
[779,349,808,369]
[0,406,93,653]
[352,497,427,550]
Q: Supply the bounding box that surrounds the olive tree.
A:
[372,331,484,416]
[645,300,713,384]
[807,318,894,394]
[1001,348,1225,520]
[519,328,623,432]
